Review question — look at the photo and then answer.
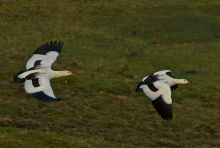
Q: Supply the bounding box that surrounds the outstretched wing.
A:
[24,75,60,102]
[152,95,173,120]
[142,81,173,120]
[26,41,64,70]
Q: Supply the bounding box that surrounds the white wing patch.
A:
[142,81,173,120]
[24,75,57,102]
[143,81,172,104]
[26,41,64,70]
[26,52,59,70]
[154,70,171,75]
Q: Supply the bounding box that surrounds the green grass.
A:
[0,0,220,147]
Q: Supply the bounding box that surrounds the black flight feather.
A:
[31,91,56,102]
[33,41,64,55]
[13,71,26,83]
[143,74,159,85]
[152,95,172,120]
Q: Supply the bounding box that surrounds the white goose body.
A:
[136,70,189,120]
[13,41,73,102]
[18,68,70,80]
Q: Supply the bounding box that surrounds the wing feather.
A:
[143,81,173,120]
[171,84,178,91]
[26,41,64,70]
[165,71,175,78]
[25,75,58,102]
[142,74,159,85]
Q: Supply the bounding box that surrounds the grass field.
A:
[0,0,220,147]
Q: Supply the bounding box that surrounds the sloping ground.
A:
[0,0,220,147]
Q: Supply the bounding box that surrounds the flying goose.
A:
[136,70,189,120]
[13,41,73,102]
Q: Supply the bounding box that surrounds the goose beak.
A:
[187,81,190,84]
[71,73,74,75]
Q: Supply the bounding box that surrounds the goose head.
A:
[62,71,74,77]
[50,70,74,80]
[175,79,190,84]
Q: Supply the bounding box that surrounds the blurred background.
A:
[0,0,220,147]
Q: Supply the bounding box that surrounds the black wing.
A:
[31,91,61,102]
[33,41,64,55]
[143,74,159,85]
[171,84,178,91]
[152,95,173,120]
[26,41,64,70]
[166,71,175,78]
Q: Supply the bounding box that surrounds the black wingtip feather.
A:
[59,41,64,53]
[50,41,53,48]
[143,74,159,85]
[42,96,48,102]
[33,41,64,55]
[33,49,46,55]
[166,71,175,78]
[50,41,54,51]
[57,41,62,53]
[34,48,46,54]
[46,42,52,52]
[54,41,58,52]
[30,91,56,102]
[32,92,44,100]
[152,95,172,120]
[136,81,144,93]
[55,98,61,101]
[171,84,178,91]
[13,71,26,83]
[42,44,51,52]
[38,47,48,53]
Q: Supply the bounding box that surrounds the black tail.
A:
[13,71,26,83]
